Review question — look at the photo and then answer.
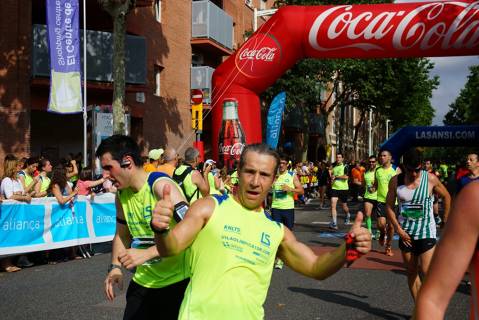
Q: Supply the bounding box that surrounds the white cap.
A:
[205,159,216,166]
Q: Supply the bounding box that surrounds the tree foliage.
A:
[444,65,479,125]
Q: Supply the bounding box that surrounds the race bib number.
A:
[401,203,424,219]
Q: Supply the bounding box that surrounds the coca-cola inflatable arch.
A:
[211,1,479,162]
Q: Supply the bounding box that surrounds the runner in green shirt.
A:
[152,144,372,320]
[329,153,351,230]
[98,135,190,320]
[372,149,400,256]
[363,155,378,234]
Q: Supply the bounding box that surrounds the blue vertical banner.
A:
[266,92,286,149]
[46,0,83,114]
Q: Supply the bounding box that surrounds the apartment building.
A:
[0,0,275,172]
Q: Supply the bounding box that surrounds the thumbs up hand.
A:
[348,212,372,255]
[151,184,174,233]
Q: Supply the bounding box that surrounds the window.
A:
[154,65,163,96]
[155,0,161,23]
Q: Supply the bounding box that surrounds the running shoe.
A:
[385,245,394,257]
[329,222,338,230]
[274,259,284,270]
[344,216,351,225]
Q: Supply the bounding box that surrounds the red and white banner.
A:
[211,1,479,160]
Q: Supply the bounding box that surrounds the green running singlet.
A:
[332,164,349,190]
[397,170,436,240]
[363,170,377,200]
[207,172,221,195]
[375,166,398,203]
[39,175,51,194]
[118,172,190,289]
[175,165,201,203]
[179,194,284,320]
[272,171,295,210]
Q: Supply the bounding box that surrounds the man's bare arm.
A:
[278,213,371,280]
[430,174,451,224]
[192,170,210,197]
[415,182,479,319]
[152,185,213,256]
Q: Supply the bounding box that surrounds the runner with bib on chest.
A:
[150,143,372,320]
[98,135,190,320]
[385,149,451,302]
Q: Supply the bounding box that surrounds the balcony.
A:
[32,24,146,84]
[192,1,233,56]
[191,66,215,105]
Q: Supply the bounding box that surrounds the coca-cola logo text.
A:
[308,2,479,52]
[218,142,245,156]
[239,47,277,62]
[235,33,282,78]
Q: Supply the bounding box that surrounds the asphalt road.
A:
[0,199,469,319]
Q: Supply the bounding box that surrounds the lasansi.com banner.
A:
[0,194,116,255]
[46,0,83,114]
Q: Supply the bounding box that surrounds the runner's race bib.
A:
[401,203,424,219]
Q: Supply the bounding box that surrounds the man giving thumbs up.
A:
[151,143,372,320]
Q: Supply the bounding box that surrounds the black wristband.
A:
[107,263,121,274]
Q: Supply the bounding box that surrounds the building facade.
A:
[0,0,275,173]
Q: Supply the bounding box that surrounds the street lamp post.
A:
[386,119,392,139]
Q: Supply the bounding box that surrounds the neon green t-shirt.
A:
[363,170,377,200]
[118,173,189,289]
[179,194,284,320]
[272,171,295,210]
[375,166,398,203]
[332,164,349,190]
[208,172,221,195]
[39,175,51,194]
[175,165,201,203]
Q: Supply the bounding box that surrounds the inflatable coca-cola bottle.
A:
[218,98,246,170]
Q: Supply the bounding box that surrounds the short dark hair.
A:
[95,135,143,167]
[403,149,422,168]
[26,156,39,166]
[379,149,392,156]
[239,143,280,173]
[278,153,289,162]
[369,155,376,160]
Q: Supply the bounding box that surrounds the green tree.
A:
[98,0,135,134]
[444,65,479,125]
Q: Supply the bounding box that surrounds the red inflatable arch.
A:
[211,1,479,160]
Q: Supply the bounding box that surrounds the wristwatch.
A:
[107,263,121,274]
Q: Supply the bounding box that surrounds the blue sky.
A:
[429,56,478,125]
